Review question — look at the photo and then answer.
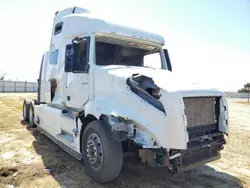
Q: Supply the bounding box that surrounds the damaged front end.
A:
[168,96,227,173]
[111,73,229,174]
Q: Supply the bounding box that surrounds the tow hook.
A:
[169,152,181,160]
[200,135,212,142]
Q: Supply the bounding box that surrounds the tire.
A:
[82,120,123,183]
[28,102,36,127]
[22,100,31,121]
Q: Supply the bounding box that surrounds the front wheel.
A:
[82,120,123,183]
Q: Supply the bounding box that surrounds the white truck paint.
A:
[22,6,229,183]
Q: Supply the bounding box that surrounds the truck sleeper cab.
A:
[22,6,229,183]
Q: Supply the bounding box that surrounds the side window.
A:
[54,22,63,35]
[49,50,59,65]
[73,40,88,72]
[143,51,162,69]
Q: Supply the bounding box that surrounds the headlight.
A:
[108,113,134,133]
[108,113,120,127]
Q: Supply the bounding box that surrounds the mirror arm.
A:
[72,36,86,44]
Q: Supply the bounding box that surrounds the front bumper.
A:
[138,129,226,174]
[169,131,226,173]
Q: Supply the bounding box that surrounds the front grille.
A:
[183,97,219,128]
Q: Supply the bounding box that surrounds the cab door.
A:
[64,37,91,109]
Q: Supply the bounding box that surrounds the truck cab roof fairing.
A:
[50,7,165,48]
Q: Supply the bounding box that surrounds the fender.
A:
[84,95,189,149]
[84,98,163,148]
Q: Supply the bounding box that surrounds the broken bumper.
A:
[169,132,226,173]
[138,131,226,173]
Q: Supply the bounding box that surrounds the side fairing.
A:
[39,52,49,103]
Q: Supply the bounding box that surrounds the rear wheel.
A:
[28,103,36,127]
[22,100,31,121]
[82,120,123,183]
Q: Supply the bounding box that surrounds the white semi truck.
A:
[22,6,229,183]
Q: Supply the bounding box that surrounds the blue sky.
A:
[0,0,249,91]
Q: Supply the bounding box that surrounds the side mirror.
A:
[65,37,90,73]
[163,49,172,72]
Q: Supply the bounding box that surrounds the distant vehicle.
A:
[22,6,229,183]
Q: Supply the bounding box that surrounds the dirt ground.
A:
[0,93,249,188]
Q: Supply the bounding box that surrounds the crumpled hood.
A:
[93,65,227,150]
[96,65,222,95]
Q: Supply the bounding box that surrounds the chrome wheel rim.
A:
[86,133,103,170]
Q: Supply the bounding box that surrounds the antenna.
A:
[72,6,77,13]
